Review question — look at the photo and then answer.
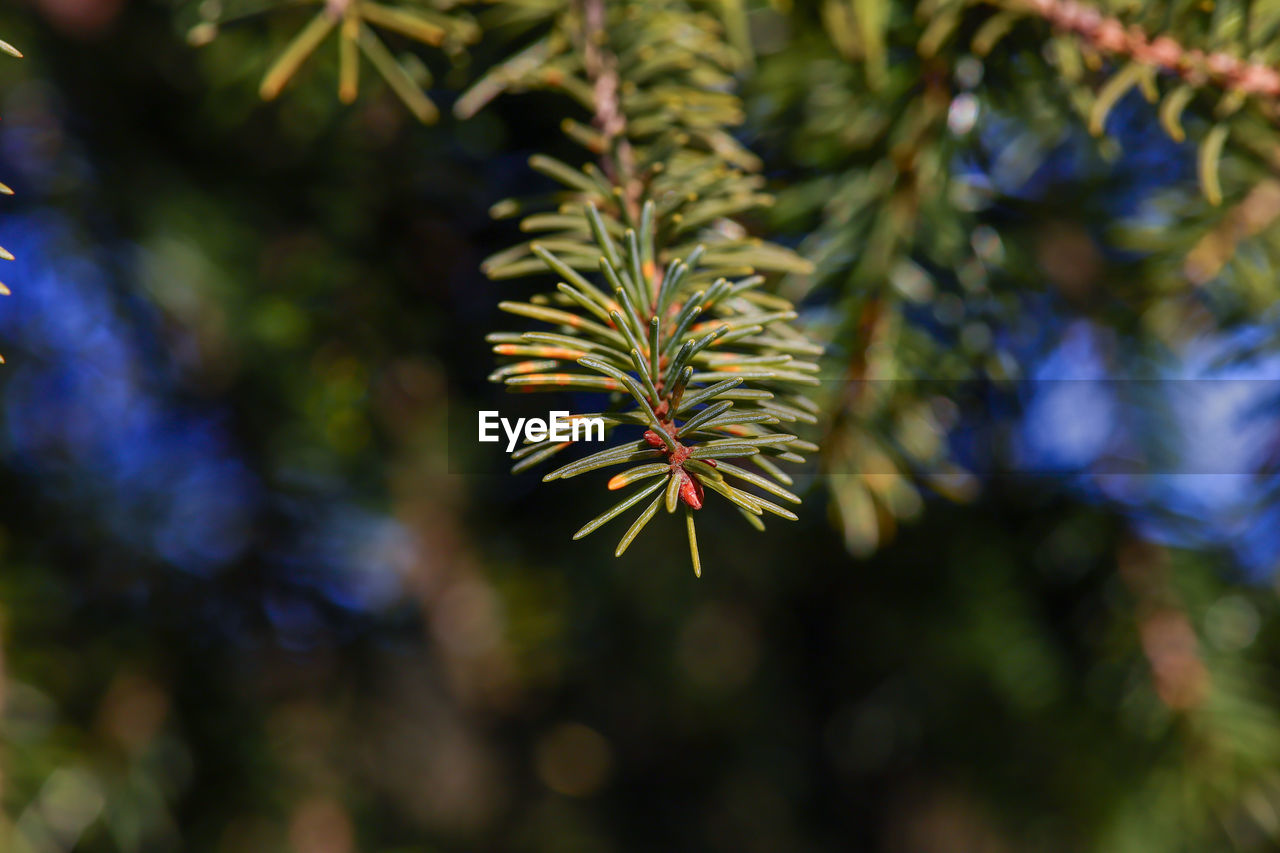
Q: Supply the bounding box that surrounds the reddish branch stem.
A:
[580,0,643,224]
[1022,0,1280,97]
[1118,538,1209,710]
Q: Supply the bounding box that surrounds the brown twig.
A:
[1019,0,1280,97]
[580,0,642,229]
[579,0,667,307]
[1118,538,1210,711]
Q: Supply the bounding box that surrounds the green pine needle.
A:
[476,0,820,574]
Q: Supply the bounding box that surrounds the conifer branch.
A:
[471,0,822,574]
[1019,0,1280,99]
[187,0,477,121]
[976,0,1280,201]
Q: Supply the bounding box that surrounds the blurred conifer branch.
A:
[998,0,1280,205]
[1104,539,1280,847]
[765,0,1280,554]
[186,0,478,121]
[466,0,822,574]
[758,12,983,556]
[823,0,1280,203]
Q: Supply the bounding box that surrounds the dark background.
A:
[1,1,1279,851]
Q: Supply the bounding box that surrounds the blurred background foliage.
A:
[1,0,1280,850]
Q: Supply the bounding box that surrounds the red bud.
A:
[678,470,704,509]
